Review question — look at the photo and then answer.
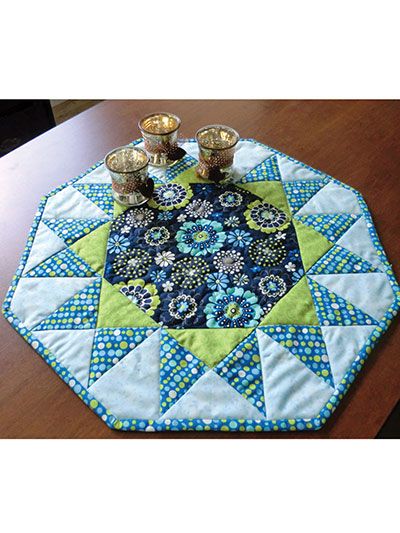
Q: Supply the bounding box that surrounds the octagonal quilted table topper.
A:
[3,138,399,432]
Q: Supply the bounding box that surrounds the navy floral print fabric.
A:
[104,183,304,328]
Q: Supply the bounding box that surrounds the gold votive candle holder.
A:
[195,124,240,182]
[105,146,154,207]
[138,112,183,167]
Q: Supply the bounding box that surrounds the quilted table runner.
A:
[3,138,399,432]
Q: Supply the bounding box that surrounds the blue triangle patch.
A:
[308,277,378,327]
[44,218,109,245]
[259,325,334,387]
[308,245,380,275]
[283,179,328,214]
[34,278,101,331]
[295,214,360,243]
[160,330,207,415]
[24,247,96,278]
[214,330,265,415]
[88,327,158,386]
[74,184,114,217]
[241,155,281,183]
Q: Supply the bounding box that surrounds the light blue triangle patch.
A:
[295,213,360,243]
[24,247,96,278]
[74,184,114,217]
[44,218,109,245]
[308,277,378,327]
[283,179,328,214]
[241,155,281,183]
[88,327,158,386]
[166,155,197,181]
[160,330,207,415]
[308,245,380,275]
[258,325,334,387]
[34,278,101,331]
[214,330,265,415]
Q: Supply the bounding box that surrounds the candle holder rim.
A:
[138,112,181,136]
[104,145,149,174]
[195,124,240,150]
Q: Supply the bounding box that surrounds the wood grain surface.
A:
[0,100,399,439]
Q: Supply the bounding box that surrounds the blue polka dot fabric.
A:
[74,184,114,217]
[44,218,109,245]
[25,247,96,278]
[283,179,327,214]
[295,214,360,243]
[88,327,157,386]
[215,330,265,414]
[165,155,197,182]
[34,278,101,331]
[308,277,377,327]
[241,155,281,182]
[307,245,379,275]
[260,325,334,387]
[160,331,206,415]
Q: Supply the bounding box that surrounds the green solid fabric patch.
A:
[293,219,333,272]
[259,276,319,326]
[167,327,255,368]
[113,200,130,219]
[96,278,158,328]
[237,181,291,216]
[70,221,111,275]
[172,166,209,185]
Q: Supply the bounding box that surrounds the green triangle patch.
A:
[24,247,96,278]
[167,327,255,368]
[308,277,378,327]
[44,218,109,246]
[69,221,111,275]
[34,278,101,331]
[259,276,319,326]
[236,181,291,216]
[293,219,333,272]
[96,279,158,328]
[88,326,157,386]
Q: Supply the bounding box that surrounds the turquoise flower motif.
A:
[204,287,262,328]
[107,234,130,254]
[227,229,252,248]
[176,218,226,256]
[207,272,229,291]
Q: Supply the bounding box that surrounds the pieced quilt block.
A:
[3,138,399,432]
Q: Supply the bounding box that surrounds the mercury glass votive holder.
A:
[195,124,240,182]
[138,112,182,167]
[105,146,154,207]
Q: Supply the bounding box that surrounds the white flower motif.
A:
[120,224,131,235]
[155,251,175,267]
[185,199,213,219]
[177,214,187,222]
[275,231,287,240]
[285,262,296,272]
[162,280,174,292]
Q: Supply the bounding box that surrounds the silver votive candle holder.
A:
[195,124,240,182]
[105,146,154,207]
[139,112,182,167]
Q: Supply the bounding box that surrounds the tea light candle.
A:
[195,124,239,182]
[105,146,153,207]
[139,112,183,167]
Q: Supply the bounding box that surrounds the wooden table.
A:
[1,100,399,438]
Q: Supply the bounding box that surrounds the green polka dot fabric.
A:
[2,137,399,432]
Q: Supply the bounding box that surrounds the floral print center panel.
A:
[104,182,304,328]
